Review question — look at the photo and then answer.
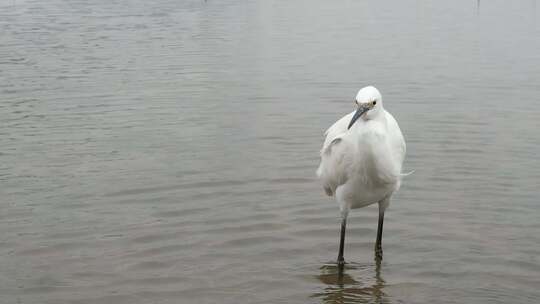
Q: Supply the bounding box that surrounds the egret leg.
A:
[337,216,347,267]
[375,206,385,260]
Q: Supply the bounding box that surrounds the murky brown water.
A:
[2,0,540,303]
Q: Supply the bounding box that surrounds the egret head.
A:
[348,86,383,129]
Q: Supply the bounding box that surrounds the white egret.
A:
[316,86,406,265]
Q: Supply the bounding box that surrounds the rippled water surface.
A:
[2,0,540,303]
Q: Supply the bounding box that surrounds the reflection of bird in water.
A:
[313,260,388,304]
[317,86,407,266]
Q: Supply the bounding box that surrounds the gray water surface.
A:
[2,0,540,303]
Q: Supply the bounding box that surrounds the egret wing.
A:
[317,112,354,196]
[321,111,354,152]
[384,112,406,168]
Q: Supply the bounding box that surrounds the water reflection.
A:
[313,260,389,304]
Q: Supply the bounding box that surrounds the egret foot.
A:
[375,246,383,260]
[337,257,345,274]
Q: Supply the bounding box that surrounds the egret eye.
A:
[373,101,377,105]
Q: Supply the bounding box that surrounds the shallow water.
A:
[1,0,540,303]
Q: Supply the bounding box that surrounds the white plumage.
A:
[316,86,406,264]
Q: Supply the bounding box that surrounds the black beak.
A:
[347,105,370,129]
